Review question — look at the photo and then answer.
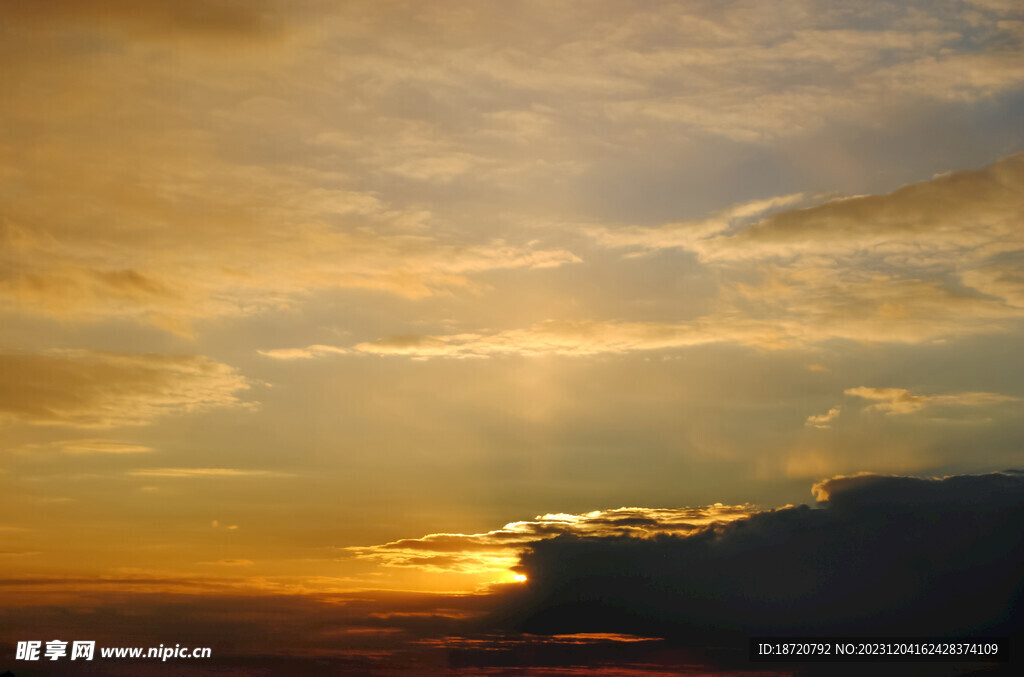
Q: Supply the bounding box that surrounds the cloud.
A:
[594,20,1022,141]
[966,0,1022,13]
[961,259,1024,310]
[358,313,934,358]
[846,386,1019,415]
[348,294,1008,357]
[331,152,1024,359]
[0,586,514,675]
[15,439,154,455]
[257,345,350,360]
[2,1,1022,338]
[592,152,1024,269]
[0,0,285,43]
[346,505,753,578]
[0,6,583,335]
[326,2,1023,144]
[198,559,255,567]
[350,322,737,358]
[685,153,1024,265]
[389,153,486,183]
[0,351,251,428]
[804,406,840,429]
[0,217,580,335]
[127,468,285,478]
[501,472,1024,640]
[586,193,810,251]
[0,549,42,558]
[593,153,1024,350]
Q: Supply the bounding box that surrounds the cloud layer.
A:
[324,152,1024,358]
[2,1,1022,335]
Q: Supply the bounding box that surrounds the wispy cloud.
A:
[0,0,285,42]
[257,345,350,360]
[805,406,841,429]
[348,291,1013,357]
[0,217,580,335]
[586,193,810,251]
[845,386,1019,415]
[0,351,251,428]
[346,153,1024,358]
[2,1,1021,338]
[16,438,154,455]
[127,468,286,478]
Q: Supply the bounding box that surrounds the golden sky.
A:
[2,2,1024,657]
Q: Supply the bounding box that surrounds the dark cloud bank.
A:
[474,472,1024,674]
[497,472,1024,639]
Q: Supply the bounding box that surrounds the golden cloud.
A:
[0,350,251,428]
[845,386,1020,416]
[0,213,580,335]
[198,559,255,567]
[0,0,283,41]
[805,406,841,429]
[345,504,753,577]
[257,345,351,360]
[127,468,284,478]
[347,284,1013,358]
[16,439,154,455]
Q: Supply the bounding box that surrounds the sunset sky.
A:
[2,1,1023,674]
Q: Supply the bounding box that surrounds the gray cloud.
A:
[502,472,1024,640]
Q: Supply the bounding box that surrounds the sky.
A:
[2,0,1023,674]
